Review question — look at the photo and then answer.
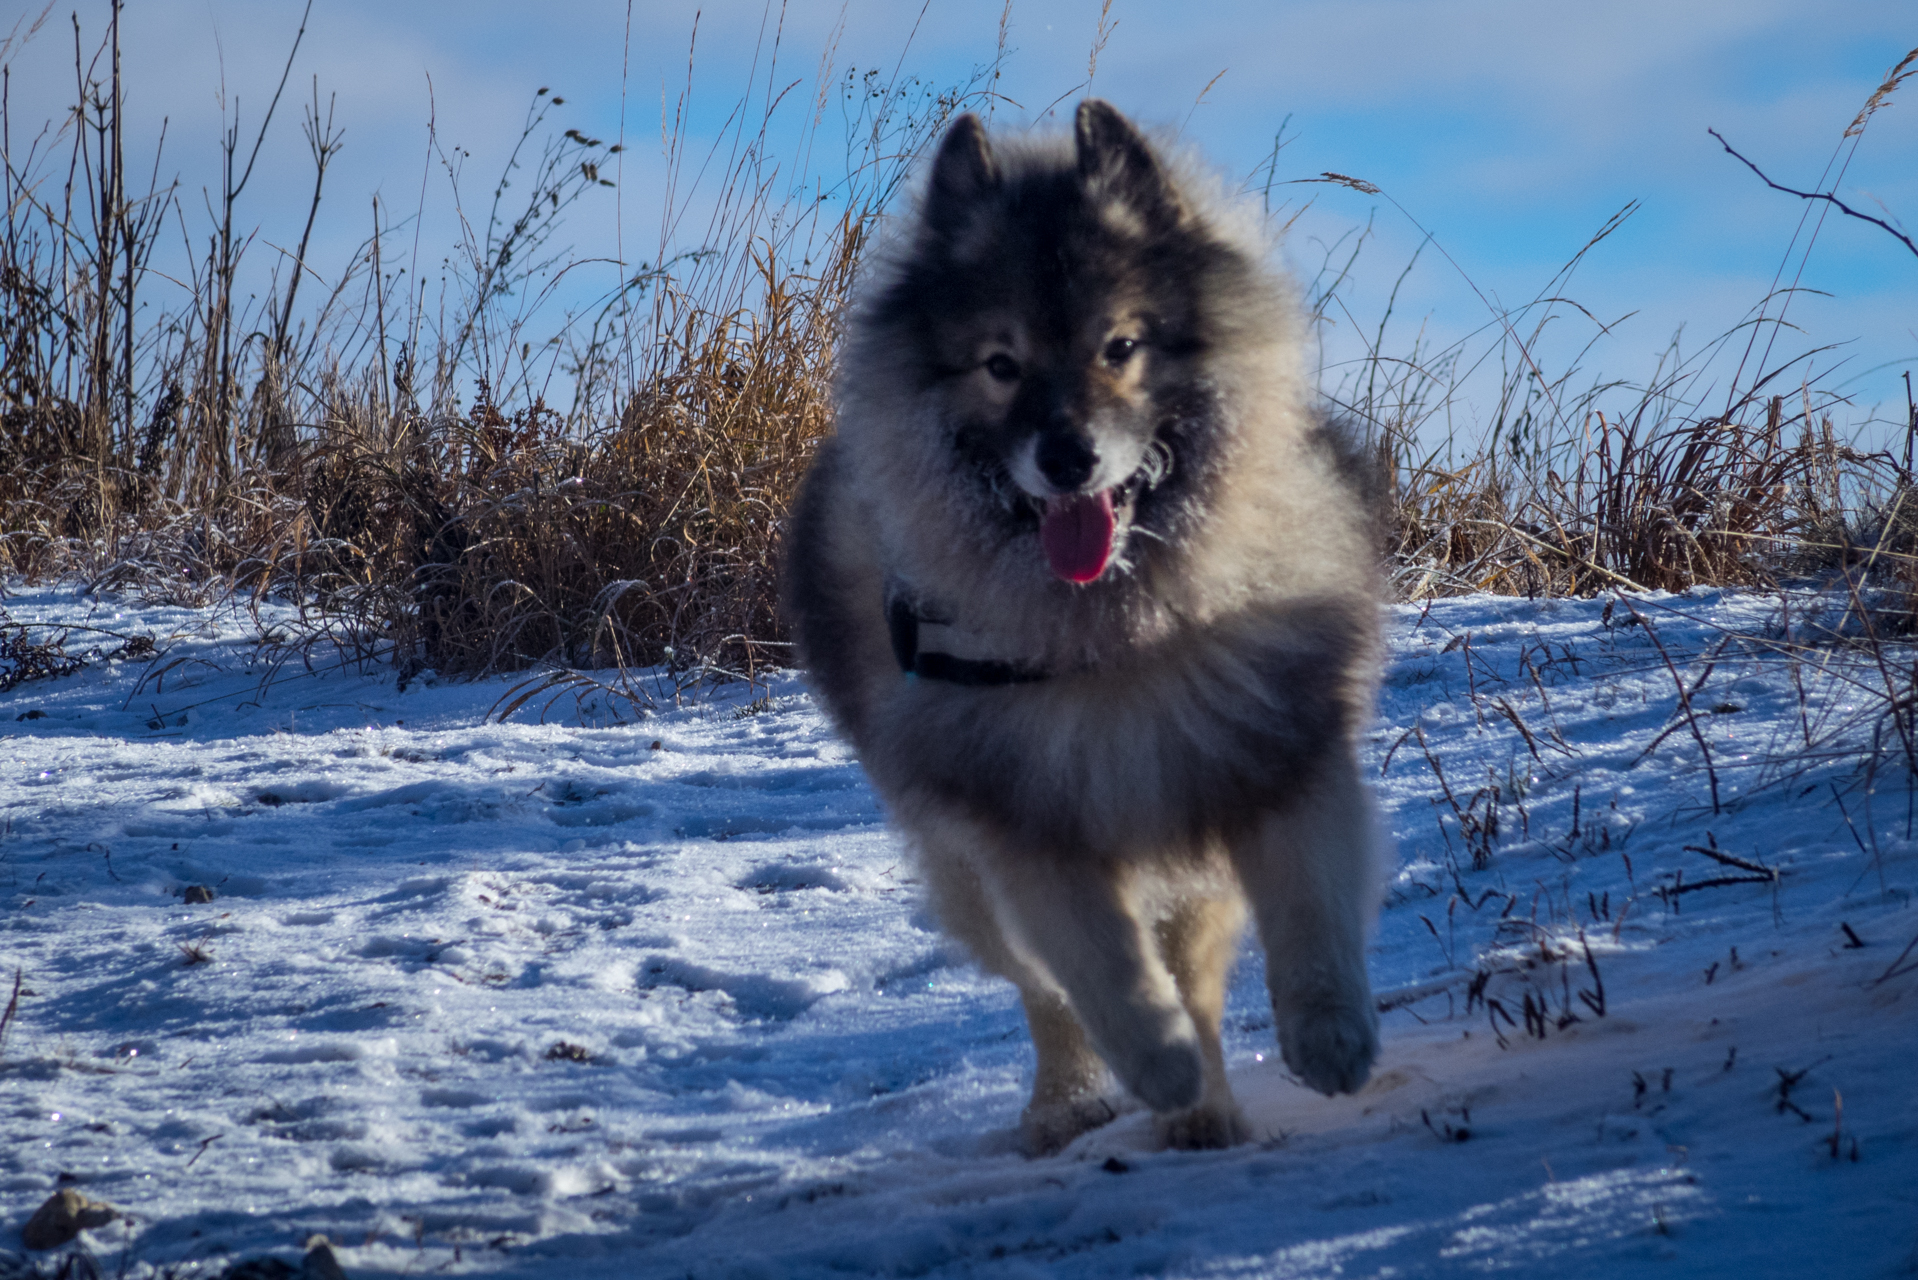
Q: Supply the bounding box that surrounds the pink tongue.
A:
[1039,490,1117,583]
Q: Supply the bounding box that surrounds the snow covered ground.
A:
[1,583,1913,1278]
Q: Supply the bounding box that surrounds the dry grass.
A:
[1375,394,1918,602]
[1,14,994,679]
[3,12,1915,720]
[388,223,860,677]
[1339,49,1918,612]
[1325,209,1918,605]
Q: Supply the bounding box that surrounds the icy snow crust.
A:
[0,585,1913,1278]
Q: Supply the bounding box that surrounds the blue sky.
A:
[4,0,1913,439]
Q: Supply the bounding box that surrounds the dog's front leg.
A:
[1152,894,1250,1148]
[1231,750,1382,1095]
[988,854,1205,1115]
[911,830,1118,1153]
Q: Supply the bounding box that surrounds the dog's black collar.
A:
[886,594,1049,687]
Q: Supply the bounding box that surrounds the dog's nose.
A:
[1035,431,1099,492]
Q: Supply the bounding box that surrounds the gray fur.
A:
[783,100,1387,1153]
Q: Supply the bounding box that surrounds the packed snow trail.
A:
[0,585,1913,1277]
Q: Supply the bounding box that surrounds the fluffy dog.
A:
[783,100,1386,1152]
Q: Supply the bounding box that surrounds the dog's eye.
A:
[983,353,1021,382]
[1103,337,1138,366]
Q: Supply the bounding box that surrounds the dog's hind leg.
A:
[1152,892,1249,1148]
[987,855,1207,1117]
[914,835,1115,1154]
[1231,750,1382,1096]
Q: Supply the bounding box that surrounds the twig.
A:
[1457,519,1654,593]
[1379,726,1416,776]
[0,967,21,1058]
[1681,842,1778,880]
[1656,870,1778,907]
[1709,128,1918,262]
[1577,927,1606,1018]
[1492,697,1542,761]
[1871,931,1918,986]
[1618,593,1721,814]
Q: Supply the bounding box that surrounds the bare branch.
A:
[1709,127,1918,262]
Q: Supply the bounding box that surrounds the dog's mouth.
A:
[1031,441,1171,584]
[1040,490,1118,583]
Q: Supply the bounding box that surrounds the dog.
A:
[783,100,1386,1153]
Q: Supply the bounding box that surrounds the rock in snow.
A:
[21,1190,117,1249]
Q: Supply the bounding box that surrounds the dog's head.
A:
[868,100,1262,586]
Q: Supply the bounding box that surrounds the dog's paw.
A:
[1020,1096,1121,1157]
[1116,1038,1205,1114]
[1155,1100,1248,1151]
[1277,1002,1378,1096]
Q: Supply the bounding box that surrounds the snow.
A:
[1,584,1913,1278]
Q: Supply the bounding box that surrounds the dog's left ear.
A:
[1075,100,1181,234]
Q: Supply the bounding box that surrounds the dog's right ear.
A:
[926,113,998,229]
[1075,99,1181,235]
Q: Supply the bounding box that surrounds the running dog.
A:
[784,100,1386,1153]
